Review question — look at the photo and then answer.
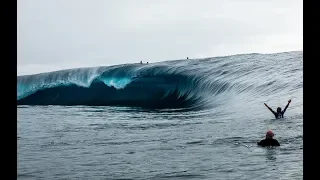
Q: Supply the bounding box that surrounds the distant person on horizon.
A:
[147,62,149,64]
[264,99,291,119]
[140,61,142,64]
[257,130,280,147]
[187,57,189,59]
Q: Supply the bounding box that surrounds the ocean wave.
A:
[17,51,303,110]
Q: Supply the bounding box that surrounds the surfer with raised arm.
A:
[257,130,280,147]
[264,99,291,119]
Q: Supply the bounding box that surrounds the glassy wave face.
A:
[17,51,302,110]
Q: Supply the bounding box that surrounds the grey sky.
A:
[17,0,302,75]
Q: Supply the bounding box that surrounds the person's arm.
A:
[282,99,291,114]
[274,140,280,146]
[264,103,276,115]
[257,140,264,146]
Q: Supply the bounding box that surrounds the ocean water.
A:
[17,51,303,180]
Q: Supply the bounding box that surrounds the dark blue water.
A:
[17,51,303,179]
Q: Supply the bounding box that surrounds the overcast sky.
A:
[17,0,302,75]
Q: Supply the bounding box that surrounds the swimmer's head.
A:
[277,107,281,113]
[266,130,274,139]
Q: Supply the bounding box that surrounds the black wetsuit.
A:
[273,112,284,119]
[257,139,280,147]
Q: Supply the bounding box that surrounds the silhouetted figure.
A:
[264,99,291,119]
[257,130,280,147]
[140,61,142,64]
[187,57,189,59]
[147,62,149,64]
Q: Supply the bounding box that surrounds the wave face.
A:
[17,51,303,110]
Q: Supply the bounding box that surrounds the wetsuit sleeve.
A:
[257,140,263,146]
[282,102,290,114]
[275,140,280,146]
[265,105,276,115]
[268,108,278,117]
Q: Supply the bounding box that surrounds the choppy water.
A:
[18,51,303,179]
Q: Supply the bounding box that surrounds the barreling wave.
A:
[17,51,303,110]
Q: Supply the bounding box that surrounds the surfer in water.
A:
[264,99,291,119]
[257,130,280,147]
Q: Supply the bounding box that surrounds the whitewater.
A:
[17,51,303,179]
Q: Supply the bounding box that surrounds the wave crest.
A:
[17,51,303,110]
